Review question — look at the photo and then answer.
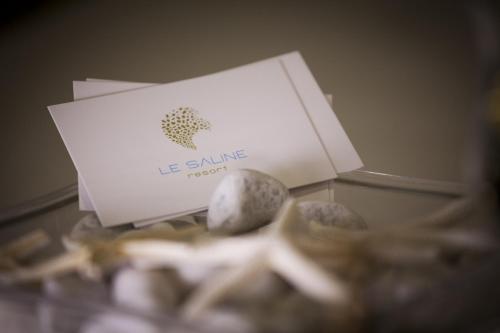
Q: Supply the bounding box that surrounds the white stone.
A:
[39,275,108,333]
[207,169,289,234]
[197,309,257,333]
[43,274,108,300]
[256,293,329,333]
[0,300,41,333]
[176,264,217,286]
[69,214,127,242]
[81,313,163,333]
[229,271,289,303]
[298,201,367,230]
[111,268,178,313]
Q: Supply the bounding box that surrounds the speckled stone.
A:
[298,201,367,230]
[207,169,289,234]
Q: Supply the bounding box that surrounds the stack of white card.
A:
[48,51,362,228]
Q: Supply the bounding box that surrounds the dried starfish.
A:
[0,229,51,271]
[0,200,348,320]
[2,197,489,321]
[0,223,204,283]
[0,180,493,333]
[123,199,349,319]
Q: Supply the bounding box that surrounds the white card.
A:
[75,82,336,213]
[74,80,335,228]
[73,52,363,214]
[49,54,341,227]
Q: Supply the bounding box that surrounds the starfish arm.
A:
[181,249,269,320]
[270,199,303,234]
[0,248,90,284]
[123,236,267,269]
[268,237,349,304]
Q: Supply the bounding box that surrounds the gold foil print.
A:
[161,107,211,150]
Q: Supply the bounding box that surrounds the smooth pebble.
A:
[253,293,332,333]
[39,274,108,333]
[176,264,217,286]
[197,309,257,333]
[111,268,179,313]
[81,313,163,333]
[208,169,289,234]
[229,271,289,304]
[69,214,128,242]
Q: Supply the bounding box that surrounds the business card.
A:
[72,51,363,215]
[49,56,339,226]
[74,81,336,213]
[73,80,336,228]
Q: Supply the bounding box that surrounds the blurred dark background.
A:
[0,1,498,223]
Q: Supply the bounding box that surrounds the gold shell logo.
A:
[161,107,211,150]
